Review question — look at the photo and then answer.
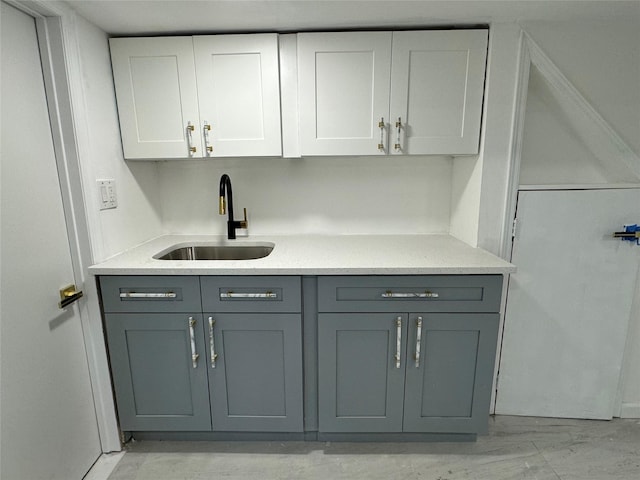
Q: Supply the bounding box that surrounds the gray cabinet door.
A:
[105,313,212,431]
[318,313,407,432]
[207,313,303,432]
[403,313,499,433]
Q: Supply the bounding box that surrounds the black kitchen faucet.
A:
[218,174,248,240]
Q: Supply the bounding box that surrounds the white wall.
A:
[519,18,640,186]
[475,23,524,257]
[519,66,635,185]
[521,19,640,158]
[73,15,163,262]
[449,156,481,247]
[158,156,453,236]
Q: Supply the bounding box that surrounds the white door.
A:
[1,3,102,479]
[194,34,282,157]
[389,30,487,155]
[110,36,201,159]
[297,32,392,156]
[496,189,640,419]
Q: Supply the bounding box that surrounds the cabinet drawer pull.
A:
[208,316,218,368]
[188,317,199,368]
[220,291,277,299]
[414,317,423,368]
[395,317,402,369]
[119,292,177,299]
[382,291,439,299]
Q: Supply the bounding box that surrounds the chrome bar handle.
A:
[382,291,439,298]
[119,292,177,299]
[395,317,402,369]
[186,121,196,156]
[208,316,218,368]
[220,292,277,299]
[203,121,212,156]
[188,316,199,368]
[377,117,385,152]
[394,117,402,151]
[414,317,423,368]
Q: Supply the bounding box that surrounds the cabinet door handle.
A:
[377,117,386,152]
[188,316,199,368]
[208,316,218,368]
[394,117,402,152]
[220,291,277,299]
[119,292,177,299]
[382,291,439,299]
[203,121,212,156]
[186,121,196,156]
[414,317,423,368]
[395,317,402,369]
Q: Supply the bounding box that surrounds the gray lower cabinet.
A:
[318,313,406,432]
[105,313,212,431]
[101,275,210,431]
[101,274,502,438]
[317,275,502,435]
[206,313,303,432]
[403,313,498,433]
[201,276,303,432]
[101,275,303,433]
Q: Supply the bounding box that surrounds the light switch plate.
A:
[97,179,117,210]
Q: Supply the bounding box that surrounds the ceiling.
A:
[66,0,640,36]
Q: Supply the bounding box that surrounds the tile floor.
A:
[104,416,640,480]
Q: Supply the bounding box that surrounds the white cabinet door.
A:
[110,37,201,159]
[298,32,392,156]
[390,30,488,155]
[193,34,282,157]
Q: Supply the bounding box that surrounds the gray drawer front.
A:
[318,275,502,313]
[201,276,301,313]
[100,276,202,313]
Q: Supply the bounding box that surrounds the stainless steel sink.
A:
[154,243,274,261]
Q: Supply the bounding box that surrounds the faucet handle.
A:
[239,208,248,229]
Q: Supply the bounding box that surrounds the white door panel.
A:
[497,189,640,419]
[1,3,102,478]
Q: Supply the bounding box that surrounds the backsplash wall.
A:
[157,155,453,236]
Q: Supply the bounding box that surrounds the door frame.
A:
[5,0,120,451]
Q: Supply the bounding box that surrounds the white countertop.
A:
[89,234,515,276]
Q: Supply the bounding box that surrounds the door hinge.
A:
[511,218,518,239]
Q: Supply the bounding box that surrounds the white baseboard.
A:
[84,452,125,480]
[620,403,640,419]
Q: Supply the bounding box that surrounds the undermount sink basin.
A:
[154,242,274,261]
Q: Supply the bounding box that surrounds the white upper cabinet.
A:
[193,34,281,157]
[297,32,392,156]
[110,30,488,159]
[389,30,488,155]
[110,37,201,159]
[110,34,281,159]
[297,30,488,156]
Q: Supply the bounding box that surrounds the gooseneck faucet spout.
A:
[219,174,247,240]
